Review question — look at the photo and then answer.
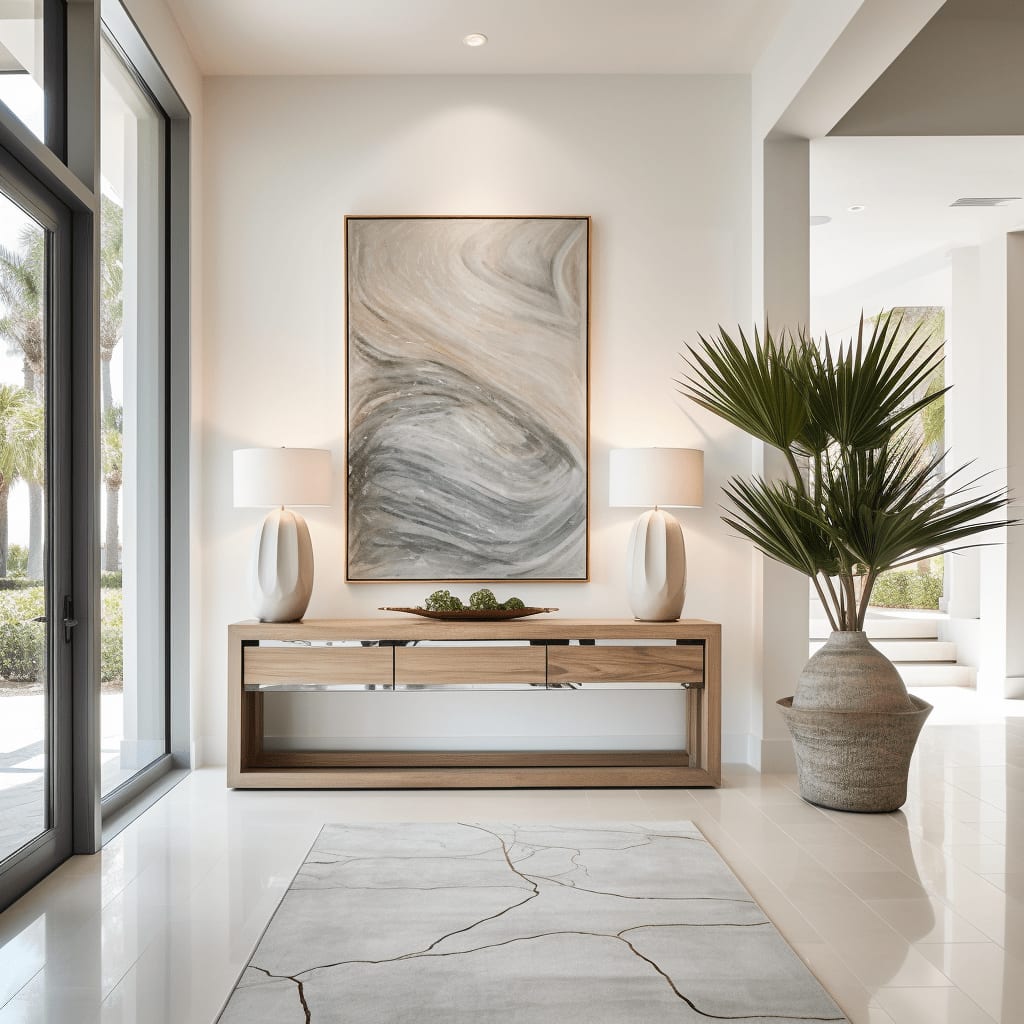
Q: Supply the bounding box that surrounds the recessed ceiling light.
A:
[810,215,832,227]
[847,204,866,213]
[463,33,488,47]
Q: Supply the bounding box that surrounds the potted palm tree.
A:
[679,314,1010,812]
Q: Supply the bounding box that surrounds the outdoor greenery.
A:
[100,195,124,571]
[871,570,943,610]
[678,314,1009,632]
[0,193,125,578]
[867,308,947,611]
[0,222,46,580]
[0,383,44,576]
[0,585,122,683]
[6,542,28,577]
[0,578,43,591]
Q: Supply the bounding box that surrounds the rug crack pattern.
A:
[222,822,850,1024]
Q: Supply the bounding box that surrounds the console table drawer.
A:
[547,645,704,685]
[394,645,546,686]
[244,645,393,688]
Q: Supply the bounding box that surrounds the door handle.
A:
[30,603,78,642]
[62,597,77,643]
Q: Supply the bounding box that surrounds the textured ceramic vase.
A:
[626,508,686,621]
[779,631,932,812]
[249,507,314,622]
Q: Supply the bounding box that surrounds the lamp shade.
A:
[233,447,332,508]
[608,448,703,509]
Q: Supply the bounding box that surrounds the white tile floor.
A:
[1,686,1023,1023]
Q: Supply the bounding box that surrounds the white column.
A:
[1004,233,1024,698]
[753,138,811,771]
[943,248,988,679]
[944,236,1024,700]
[945,248,982,624]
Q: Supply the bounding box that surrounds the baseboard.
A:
[722,733,789,771]
[196,734,226,767]
[722,732,757,767]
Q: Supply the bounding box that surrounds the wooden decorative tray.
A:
[379,606,558,621]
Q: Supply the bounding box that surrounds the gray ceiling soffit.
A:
[831,0,1024,136]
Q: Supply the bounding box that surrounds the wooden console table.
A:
[228,618,721,789]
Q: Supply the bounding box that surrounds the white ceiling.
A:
[811,136,1024,300]
[163,0,791,76]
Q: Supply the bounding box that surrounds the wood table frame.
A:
[228,618,721,789]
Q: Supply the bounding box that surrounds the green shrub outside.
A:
[100,587,123,682]
[870,570,943,610]
[0,587,45,681]
[0,623,45,680]
[6,544,28,578]
[0,577,44,591]
[0,585,123,683]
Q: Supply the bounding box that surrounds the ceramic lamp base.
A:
[626,508,686,621]
[250,507,314,622]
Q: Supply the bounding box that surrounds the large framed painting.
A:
[345,215,590,582]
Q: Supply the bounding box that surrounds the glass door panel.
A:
[0,1,44,141]
[0,182,60,871]
[99,40,167,797]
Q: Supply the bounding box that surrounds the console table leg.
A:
[242,692,264,768]
[704,628,722,785]
[687,688,702,770]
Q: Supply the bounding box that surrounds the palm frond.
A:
[813,442,1008,574]
[721,476,842,578]
[678,312,1014,630]
[676,324,809,456]
[804,312,948,451]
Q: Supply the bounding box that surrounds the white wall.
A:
[811,261,951,341]
[200,73,755,765]
[122,0,205,763]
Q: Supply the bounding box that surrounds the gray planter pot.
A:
[779,631,933,812]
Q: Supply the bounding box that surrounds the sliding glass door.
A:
[0,0,190,909]
[0,163,73,897]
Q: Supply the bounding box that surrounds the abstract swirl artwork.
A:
[346,216,589,581]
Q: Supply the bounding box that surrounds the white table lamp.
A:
[609,448,704,621]
[233,447,332,622]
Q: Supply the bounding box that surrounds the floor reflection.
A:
[0,684,1021,1022]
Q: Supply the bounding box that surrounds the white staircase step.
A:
[810,618,939,640]
[808,639,956,662]
[898,662,975,687]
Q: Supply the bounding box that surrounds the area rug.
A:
[219,822,848,1023]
